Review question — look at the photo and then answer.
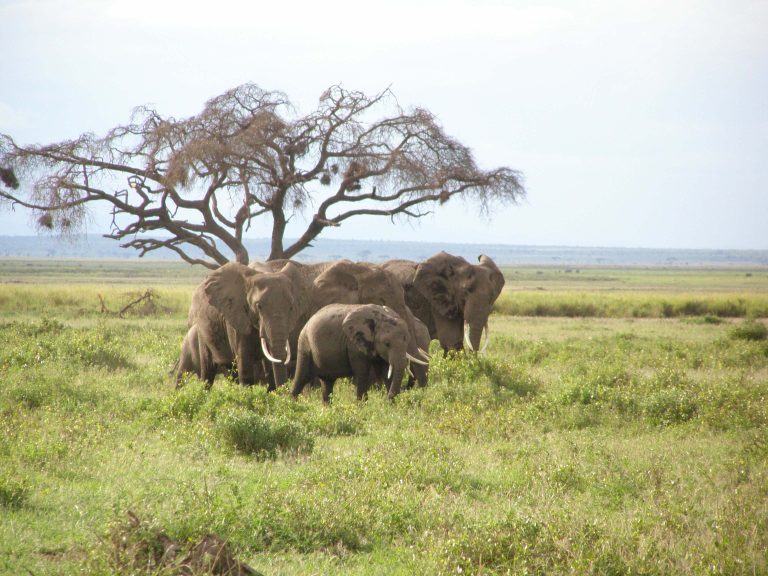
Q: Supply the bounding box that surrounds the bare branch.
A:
[1,83,525,264]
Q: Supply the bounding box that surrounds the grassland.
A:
[1,260,767,575]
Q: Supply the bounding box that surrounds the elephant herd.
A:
[175,251,506,403]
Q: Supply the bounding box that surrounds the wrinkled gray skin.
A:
[383,252,505,353]
[261,259,429,388]
[184,258,429,391]
[186,261,307,389]
[292,304,410,403]
[174,324,236,387]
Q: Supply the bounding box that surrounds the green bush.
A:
[729,320,768,341]
[216,409,314,458]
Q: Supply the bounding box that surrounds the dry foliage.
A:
[1,85,524,267]
[107,511,261,576]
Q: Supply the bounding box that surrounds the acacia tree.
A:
[0,84,524,267]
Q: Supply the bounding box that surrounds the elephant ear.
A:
[203,262,259,334]
[313,260,362,307]
[413,252,467,319]
[342,306,377,357]
[478,254,505,301]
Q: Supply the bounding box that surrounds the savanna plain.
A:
[1,259,767,575]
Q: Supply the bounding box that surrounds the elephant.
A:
[184,258,430,390]
[259,259,431,387]
[186,261,308,389]
[174,324,235,387]
[291,304,423,403]
[383,252,505,353]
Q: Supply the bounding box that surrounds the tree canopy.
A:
[0,84,525,267]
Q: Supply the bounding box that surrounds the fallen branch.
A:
[98,289,158,318]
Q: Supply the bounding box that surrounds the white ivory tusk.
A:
[284,341,292,365]
[480,324,490,353]
[261,338,282,364]
[464,323,475,351]
[387,364,393,380]
[407,364,414,378]
[417,347,431,361]
[406,352,428,366]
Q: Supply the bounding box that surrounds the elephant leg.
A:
[350,358,372,401]
[320,378,336,404]
[291,346,314,398]
[235,333,260,387]
[192,335,216,389]
[269,363,288,392]
[254,360,271,386]
[410,363,428,388]
[199,355,217,390]
[235,354,256,387]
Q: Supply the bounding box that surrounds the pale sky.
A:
[1,0,766,249]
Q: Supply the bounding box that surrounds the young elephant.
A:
[291,304,421,403]
[174,324,232,388]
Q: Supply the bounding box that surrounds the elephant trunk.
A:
[261,323,291,389]
[386,353,407,400]
[464,320,489,353]
[463,296,492,353]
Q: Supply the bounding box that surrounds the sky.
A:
[1,0,766,250]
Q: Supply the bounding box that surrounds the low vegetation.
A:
[1,262,767,574]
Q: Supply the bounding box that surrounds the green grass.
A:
[1,262,767,574]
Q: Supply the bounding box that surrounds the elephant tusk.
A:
[464,323,475,351]
[387,364,393,380]
[480,324,490,353]
[284,341,292,365]
[261,338,282,364]
[417,346,431,361]
[406,352,429,366]
[407,364,414,378]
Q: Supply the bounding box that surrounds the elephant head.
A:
[314,260,431,375]
[341,304,410,399]
[204,261,309,388]
[413,251,504,352]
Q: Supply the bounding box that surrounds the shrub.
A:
[642,388,698,426]
[305,403,364,436]
[430,352,539,400]
[215,409,314,459]
[729,320,767,341]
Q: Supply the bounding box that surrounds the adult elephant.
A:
[383,252,505,353]
[291,304,420,402]
[187,261,308,389]
[261,259,431,387]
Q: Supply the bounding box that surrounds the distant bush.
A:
[493,292,766,319]
[729,320,768,341]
